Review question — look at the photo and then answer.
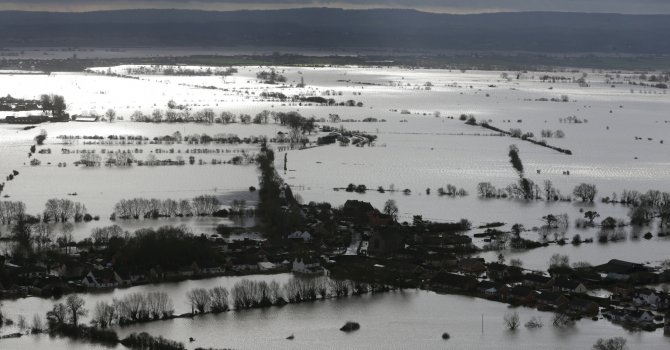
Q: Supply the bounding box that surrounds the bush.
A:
[593,337,628,350]
[121,332,185,350]
[601,217,617,229]
[571,234,582,245]
[35,130,48,145]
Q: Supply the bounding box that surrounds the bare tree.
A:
[209,287,229,312]
[31,313,44,333]
[65,295,87,326]
[146,291,173,319]
[552,311,574,328]
[231,279,256,309]
[383,199,398,221]
[548,254,570,269]
[93,301,116,328]
[47,303,68,327]
[573,183,597,202]
[503,311,520,330]
[59,222,74,254]
[187,288,211,314]
[32,222,54,251]
[105,109,116,123]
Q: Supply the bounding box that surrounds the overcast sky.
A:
[0,0,668,14]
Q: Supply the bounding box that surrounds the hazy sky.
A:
[0,0,668,14]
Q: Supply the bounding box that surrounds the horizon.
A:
[0,7,669,16]
[0,0,668,15]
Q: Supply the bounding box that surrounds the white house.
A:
[625,310,655,324]
[633,289,666,309]
[553,278,588,294]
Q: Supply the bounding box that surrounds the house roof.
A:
[478,280,498,289]
[596,259,646,274]
[524,273,552,283]
[89,269,118,283]
[627,309,653,318]
[487,263,508,272]
[554,277,584,290]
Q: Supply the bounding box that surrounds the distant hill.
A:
[1,8,670,54]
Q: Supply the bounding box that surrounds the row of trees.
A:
[187,277,383,314]
[44,278,379,332]
[2,199,94,225]
[92,292,174,328]
[256,69,287,84]
[256,141,296,241]
[437,184,468,197]
[476,181,597,203]
[43,198,88,223]
[617,189,670,207]
[131,109,218,124]
[0,200,26,224]
[600,189,670,227]
[113,195,220,219]
[540,129,566,138]
[47,292,174,330]
[79,152,102,166]
[503,310,576,331]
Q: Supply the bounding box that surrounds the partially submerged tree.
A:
[584,211,600,224]
[35,129,47,145]
[507,145,534,199]
[592,337,628,350]
[65,295,87,327]
[503,311,520,330]
[187,288,211,314]
[573,183,597,202]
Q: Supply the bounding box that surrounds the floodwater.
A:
[1,66,670,348]
[2,284,670,349]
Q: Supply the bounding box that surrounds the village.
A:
[2,190,670,336]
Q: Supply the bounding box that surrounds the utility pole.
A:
[481,314,484,333]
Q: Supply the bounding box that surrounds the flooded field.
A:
[1,65,669,348]
[1,273,669,350]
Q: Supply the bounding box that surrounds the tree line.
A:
[90,292,174,327]
[1,199,94,225]
[189,277,386,314]
[0,201,26,224]
[112,195,220,220]
[43,198,90,223]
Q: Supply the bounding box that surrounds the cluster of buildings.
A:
[2,196,669,335]
[427,258,669,331]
